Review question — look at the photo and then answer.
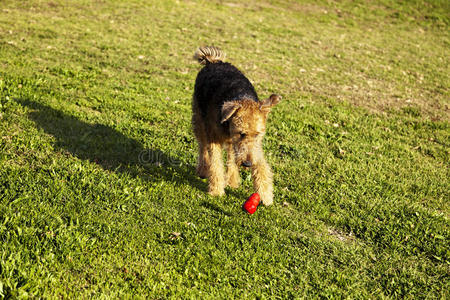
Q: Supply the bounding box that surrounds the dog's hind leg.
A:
[226,142,240,188]
[196,137,210,179]
[207,142,225,196]
[193,110,210,179]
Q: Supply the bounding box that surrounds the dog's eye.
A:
[240,133,246,139]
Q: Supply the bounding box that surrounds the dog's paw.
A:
[259,190,273,206]
[227,181,240,189]
[197,172,208,179]
[196,166,209,179]
[226,174,240,189]
[208,189,225,197]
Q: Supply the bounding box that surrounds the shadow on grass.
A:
[200,201,233,217]
[16,98,208,192]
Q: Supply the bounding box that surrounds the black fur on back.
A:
[193,61,259,120]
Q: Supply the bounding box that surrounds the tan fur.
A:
[194,46,225,65]
[207,142,225,196]
[226,143,240,188]
[251,148,274,205]
[193,96,281,205]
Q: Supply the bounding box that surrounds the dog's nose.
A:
[242,160,252,167]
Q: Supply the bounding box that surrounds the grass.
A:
[0,0,449,298]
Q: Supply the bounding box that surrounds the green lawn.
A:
[0,0,449,298]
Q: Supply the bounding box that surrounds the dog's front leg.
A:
[207,142,225,196]
[251,157,273,205]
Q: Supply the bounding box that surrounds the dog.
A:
[192,46,281,205]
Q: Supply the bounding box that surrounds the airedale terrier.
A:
[192,46,281,205]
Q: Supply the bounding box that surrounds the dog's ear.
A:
[221,101,241,123]
[260,94,282,113]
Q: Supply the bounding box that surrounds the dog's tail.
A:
[194,46,225,65]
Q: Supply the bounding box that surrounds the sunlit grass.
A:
[0,0,448,298]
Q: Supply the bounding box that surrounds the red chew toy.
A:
[243,193,261,214]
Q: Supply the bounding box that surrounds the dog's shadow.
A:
[16,98,207,191]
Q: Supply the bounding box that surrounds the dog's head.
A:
[221,94,281,167]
